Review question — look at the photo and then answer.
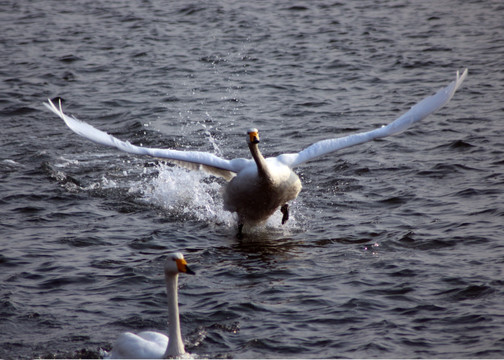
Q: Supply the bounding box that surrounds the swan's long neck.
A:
[249,142,272,182]
[165,273,185,357]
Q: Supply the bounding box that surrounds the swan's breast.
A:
[223,158,301,223]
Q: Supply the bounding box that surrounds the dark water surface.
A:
[1,0,504,359]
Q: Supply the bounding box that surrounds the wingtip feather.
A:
[455,68,468,91]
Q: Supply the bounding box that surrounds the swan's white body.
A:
[223,133,302,227]
[44,69,467,233]
[105,253,194,359]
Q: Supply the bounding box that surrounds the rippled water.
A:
[1,0,504,359]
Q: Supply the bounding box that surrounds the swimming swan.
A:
[105,253,195,359]
[44,69,467,236]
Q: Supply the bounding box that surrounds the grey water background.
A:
[1,0,503,358]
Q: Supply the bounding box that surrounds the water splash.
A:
[201,117,224,158]
[139,163,236,227]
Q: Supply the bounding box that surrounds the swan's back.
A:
[106,331,168,359]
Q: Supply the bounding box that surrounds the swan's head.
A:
[165,252,195,276]
[247,128,260,144]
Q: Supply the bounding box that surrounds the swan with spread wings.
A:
[44,69,467,237]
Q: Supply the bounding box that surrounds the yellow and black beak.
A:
[248,130,260,144]
[176,258,195,275]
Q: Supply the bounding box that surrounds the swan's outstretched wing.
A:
[44,99,251,181]
[279,69,468,168]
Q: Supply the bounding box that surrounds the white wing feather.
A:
[279,69,468,168]
[43,99,250,181]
